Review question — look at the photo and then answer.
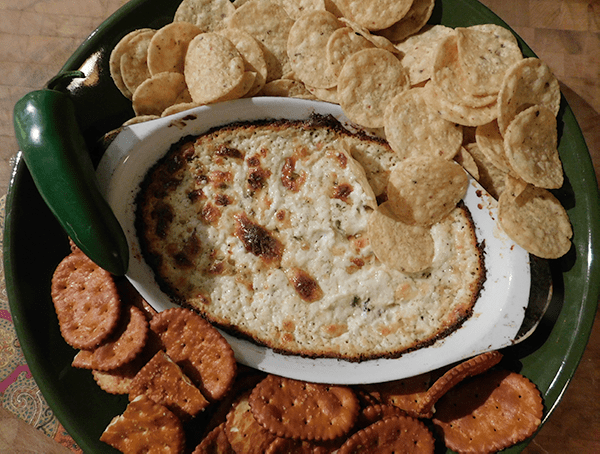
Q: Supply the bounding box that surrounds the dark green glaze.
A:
[13,76,129,276]
[4,1,599,453]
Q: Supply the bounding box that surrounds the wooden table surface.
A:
[1,0,598,453]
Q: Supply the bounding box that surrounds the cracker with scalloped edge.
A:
[432,370,543,454]
[338,415,435,454]
[100,395,185,454]
[72,305,148,371]
[249,374,359,441]
[150,307,237,401]
[192,422,234,454]
[226,390,278,454]
[51,252,121,350]
[357,372,432,419]
[416,351,503,417]
[129,350,210,420]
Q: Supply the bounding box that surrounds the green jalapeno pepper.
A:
[13,72,129,275]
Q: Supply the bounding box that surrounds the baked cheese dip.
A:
[136,115,485,361]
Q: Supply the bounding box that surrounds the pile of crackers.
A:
[109,0,572,262]
[51,245,544,453]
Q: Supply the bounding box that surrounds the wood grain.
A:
[0,1,598,453]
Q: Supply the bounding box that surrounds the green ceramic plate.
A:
[4,0,599,452]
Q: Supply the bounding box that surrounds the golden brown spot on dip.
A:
[281,157,306,192]
[332,182,353,202]
[287,267,323,302]
[215,144,244,159]
[209,170,232,189]
[201,202,221,224]
[234,212,282,265]
[215,193,232,206]
[247,167,271,191]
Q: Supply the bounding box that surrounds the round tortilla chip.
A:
[173,0,235,32]
[228,0,295,81]
[218,27,269,97]
[161,101,202,117]
[376,0,436,43]
[464,142,507,199]
[367,202,435,274]
[498,181,572,258]
[326,27,374,80]
[503,104,563,189]
[384,87,463,160]
[475,120,513,173]
[422,81,498,127]
[334,0,414,31]
[432,370,543,454]
[184,32,246,104]
[120,29,156,95]
[454,146,480,180]
[337,48,410,128]
[497,57,561,133]
[147,22,203,76]
[287,10,342,89]
[431,32,498,109]
[109,28,154,99]
[394,24,454,87]
[456,25,523,97]
[132,72,193,116]
[280,0,326,20]
[386,156,469,226]
[259,79,315,98]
